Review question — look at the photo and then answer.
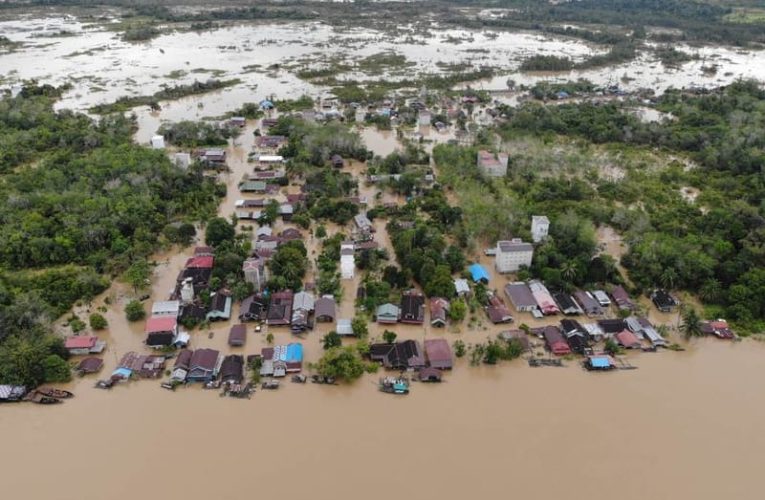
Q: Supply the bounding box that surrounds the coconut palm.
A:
[561,261,578,282]
[660,268,678,290]
[680,307,703,339]
[699,279,722,303]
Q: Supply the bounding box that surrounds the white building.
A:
[243,257,268,291]
[174,152,191,170]
[151,300,180,317]
[477,150,508,177]
[151,135,165,149]
[180,278,194,304]
[419,110,432,126]
[340,241,355,280]
[495,239,533,273]
[531,215,550,243]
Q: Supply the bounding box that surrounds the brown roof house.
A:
[424,338,453,369]
[187,348,222,383]
[267,290,294,326]
[369,340,426,370]
[314,296,337,322]
[400,290,425,324]
[430,297,450,327]
[228,324,247,347]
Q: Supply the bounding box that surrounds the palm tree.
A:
[700,279,722,303]
[680,307,703,339]
[660,268,678,290]
[561,261,578,282]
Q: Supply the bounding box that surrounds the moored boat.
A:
[583,355,617,371]
[36,387,74,399]
[261,379,279,390]
[25,391,62,405]
[291,374,307,383]
[379,377,409,395]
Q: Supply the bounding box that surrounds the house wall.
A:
[495,249,533,273]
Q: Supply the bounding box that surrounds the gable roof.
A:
[185,256,214,269]
[64,335,98,349]
[504,282,536,309]
[190,348,220,370]
[144,316,177,334]
[469,263,490,283]
[424,338,453,369]
[315,296,337,320]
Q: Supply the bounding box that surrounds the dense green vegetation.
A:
[436,80,765,331]
[89,79,240,114]
[519,55,574,72]
[0,86,223,386]
[159,120,240,147]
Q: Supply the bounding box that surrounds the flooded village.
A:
[2,3,765,500]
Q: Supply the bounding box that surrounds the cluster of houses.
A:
[259,343,304,377]
[369,337,453,378]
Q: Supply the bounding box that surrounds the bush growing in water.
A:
[89,313,108,330]
[125,300,146,322]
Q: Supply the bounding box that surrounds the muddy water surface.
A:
[1,339,763,500]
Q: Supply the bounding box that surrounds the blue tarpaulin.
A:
[469,263,490,284]
[590,357,611,368]
[286,343,303,363]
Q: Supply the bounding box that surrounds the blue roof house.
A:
[469,263,490,284]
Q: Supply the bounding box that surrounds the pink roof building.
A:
[145,316,178,334]
[615,329,641,349]
[64,336,98,350]
[185,256,214,269]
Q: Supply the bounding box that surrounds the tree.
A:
[424,264,456,298]
[561,261,578,282]
[680,307,703,339]
[382,330,397,344]
[125,300,146,322]
[42,354,71,383]
[269,241,308,290]
[258,199,280,226]
[449,298,467,322]
[315,225,327,239]
[205,217,235,247]
[69,317,86,333]
[351,317,368,338]
[315,346,366,381]
[453,339,466,358]
[266,333,274,344]
[445,245,466,273]
[89,313,108,330]
[322,331,342,350]
[124,259,152,295]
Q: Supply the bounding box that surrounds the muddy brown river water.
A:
[1,339,763,500]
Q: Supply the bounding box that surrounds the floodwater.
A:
[2,338,764,500]
[3,11,765,500]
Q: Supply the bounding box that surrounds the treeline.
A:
[0,86,223,386]
[89,79,240,114]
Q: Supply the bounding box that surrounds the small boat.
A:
[160,382,177,391]
[583,355,617,372]
[291,374,307,383]
[208,331,214,339]
[36,387,74,399]
[95,379,115,389]
[223,383,253,399]
[379,377,409,395]
[528,358,563,368]
[203,379,221,389]
[261,379,279,390]
[311,374,337,385]
[25,391,62,405]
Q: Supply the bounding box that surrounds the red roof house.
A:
[615,329,642,349]
[543,326,570,355]
[185,255,214,269]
